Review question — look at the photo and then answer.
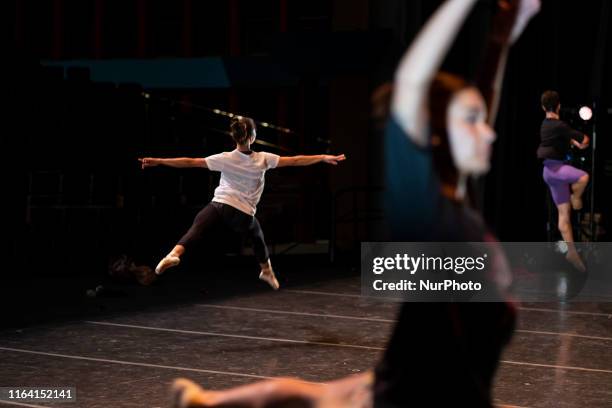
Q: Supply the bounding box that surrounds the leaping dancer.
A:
[139,116,346,289]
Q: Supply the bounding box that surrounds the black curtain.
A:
[370,0,611,241]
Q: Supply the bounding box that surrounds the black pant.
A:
[178,202,269,263]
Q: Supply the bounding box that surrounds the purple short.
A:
[543,159,588,205]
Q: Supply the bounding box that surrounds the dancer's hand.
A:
[138,157,160,169]
[571,138,589,150]
[322,154,346,165]
[509,0,540,43]
[492,0,540,44]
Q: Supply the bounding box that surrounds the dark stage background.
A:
[4,0,611,285]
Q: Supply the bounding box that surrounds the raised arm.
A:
[138,157,207,169]
[477,0,540,125]
[276,154,346,168]
[392,0,479,146]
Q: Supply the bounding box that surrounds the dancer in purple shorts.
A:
[139,116,346,289]
[537,90,590,270]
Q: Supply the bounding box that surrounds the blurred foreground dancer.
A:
[377,0,539,406]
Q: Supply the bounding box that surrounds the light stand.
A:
[588,102,597,241]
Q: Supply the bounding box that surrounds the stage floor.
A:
[1,268,611,408]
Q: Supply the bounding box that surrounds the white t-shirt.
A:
[205,149,280,216]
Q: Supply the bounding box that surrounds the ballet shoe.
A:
[155,256,180,275]
[259,267,280,290]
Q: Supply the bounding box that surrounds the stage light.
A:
[579,106,593,121]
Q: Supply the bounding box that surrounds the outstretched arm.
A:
[392,0,479,146]
[138,157,207,169]
[276,154,346,168]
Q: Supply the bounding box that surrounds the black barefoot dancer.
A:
[139,116,345,289]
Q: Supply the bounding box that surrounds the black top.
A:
[537,118,585,160]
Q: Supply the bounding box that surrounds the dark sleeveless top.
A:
[375,116,516,407]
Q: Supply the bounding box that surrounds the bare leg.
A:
[570,174,589,210]
[317,372,373,408]
[557,203,585,272]
[155,244,185,275]
[172,377,322,408]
